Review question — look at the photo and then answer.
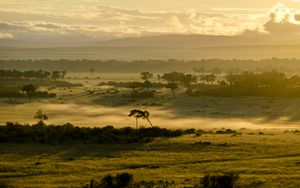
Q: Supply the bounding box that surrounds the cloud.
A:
[262,3,300,35]
[0,32,13,39]
[263,16,300,35]
[1,3,300,46]
[34,23,62,29]
[0,4,266,45]
[236,3,300,46]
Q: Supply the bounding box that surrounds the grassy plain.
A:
[0,131,300,187]
[1,72,300,187]
[1,73,300,129]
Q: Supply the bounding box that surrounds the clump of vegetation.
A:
[197,173,239,188]
[191,70,300,97]
[84,173,239,188]
[0,123,184,144]
[85,173,133,188]
[22,84,36,102]
[0,182,8,188]
[98,81,165,88]
[0,69,66,80]
[21,84,56,101]
[129,89,155,98]
[184,128,196,134]
[85,173,174,188]
[0,83,56,99]
[134,180,174,188]
[216,129,240,135]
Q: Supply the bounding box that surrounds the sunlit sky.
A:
[1,0,300,45]
[2,0,300,11]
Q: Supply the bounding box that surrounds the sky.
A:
[1,0,300,45]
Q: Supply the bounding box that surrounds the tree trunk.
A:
[147,118,153,127]
[135,118,138,130]
[171,89,176,99]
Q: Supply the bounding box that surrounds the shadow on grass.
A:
[91,92,300,124]
[159,96,300,123]
[0,143,145,160]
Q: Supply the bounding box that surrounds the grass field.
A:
[1,73,300,187]
[0,131,300,187]
[2,96,300,129]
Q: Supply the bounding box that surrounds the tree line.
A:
[2,58,300,74]
[0,69,66,80]
[192,70,300,97]
[100,70,300,98]
[0,122,185,144]
[163,70,300,97]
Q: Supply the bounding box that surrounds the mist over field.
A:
[1,1,300,188]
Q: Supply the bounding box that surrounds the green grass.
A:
[0,131,300,187]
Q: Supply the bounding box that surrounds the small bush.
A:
[115,173,134,187]
[86,173,133,188]
[216,129,239,135]
[201,173,239,188]
[184,128,196,134]
[0,182,8,188]
[129,89,155,98]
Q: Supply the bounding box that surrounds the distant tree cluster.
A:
[135,70,300,98]
[98,81,164,88]
[159,72,197,98]
[0,83,55,100]
[224,70,300,88]
[0,123,183,144]
[20,84,56,101]
[123,72,157,98]
[3,58,300,74]
[192,70,300,97]
[0,69,66,80]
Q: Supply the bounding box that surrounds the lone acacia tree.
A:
[128,109,153,129]
[22,84,36,102]
[34,109,48,125]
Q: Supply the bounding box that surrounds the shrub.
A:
[184,128,196,134]
[0,182,8,188]
[216,129,239,135]
[0,123,185,144]
[201,173,239,188]
[115,173,134,187]
[129,89,155,98]
[86,173,133,188]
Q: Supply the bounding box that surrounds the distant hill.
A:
[1,44,300,60]
[2,33,300,60]
[95,34,269,48]
[95,33,300,48]
[3,33,300,49]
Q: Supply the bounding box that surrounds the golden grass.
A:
[0,131,300,187]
